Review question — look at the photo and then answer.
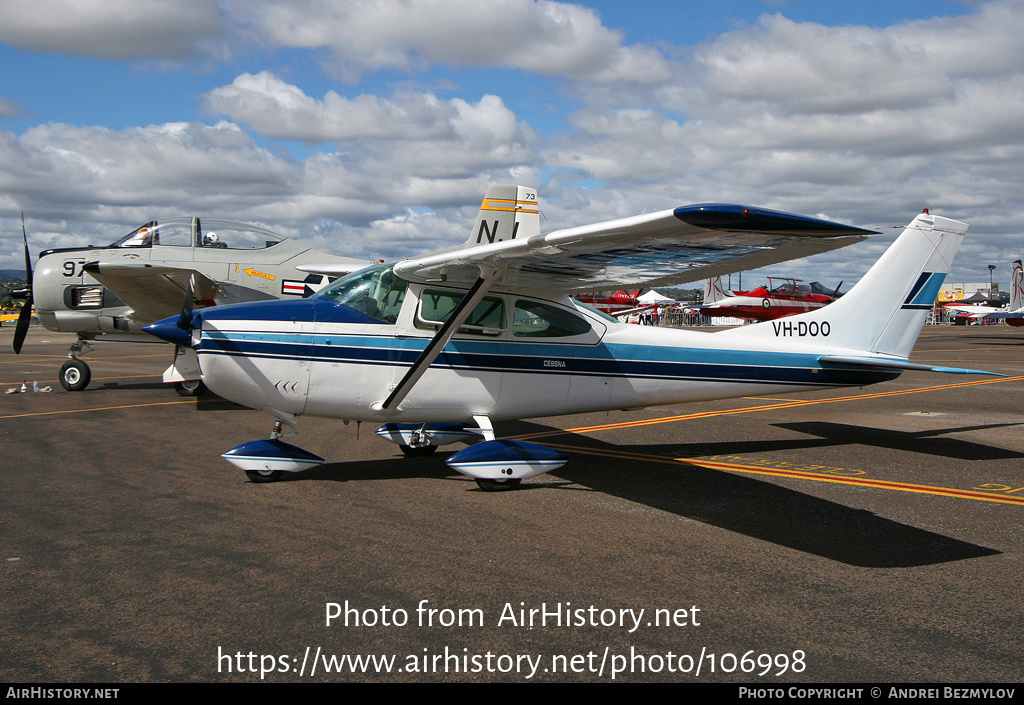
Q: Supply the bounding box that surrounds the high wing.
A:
[393,185,876,293]
[82,261,241,323]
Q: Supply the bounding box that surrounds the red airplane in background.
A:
[572,289,643,315]
[693,276,840,321]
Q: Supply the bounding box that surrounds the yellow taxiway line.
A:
[514,375,1024,440]
[0,399,195,420]
[539,442,1024,507]
[508,374,1024,507]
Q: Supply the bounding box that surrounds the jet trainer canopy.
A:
[110,217,285,250]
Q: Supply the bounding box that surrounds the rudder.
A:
[703,276,729,304]
[1010,259,1023,311]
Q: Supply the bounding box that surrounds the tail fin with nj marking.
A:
[721,211,967,360]
[463,184,540,248]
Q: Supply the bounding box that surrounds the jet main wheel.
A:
[400,444,438,457]
[59,360,91,392]
[245,469,284,483]
[174,379,206,397]
[475,478,522,492]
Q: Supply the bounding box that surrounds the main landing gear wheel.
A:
[174,379,206,397]
[245,469,284,483]
[59,359,91,392]
[400,444,438,457]
[475,478,522,492]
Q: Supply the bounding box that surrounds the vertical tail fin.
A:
[463,184,540,248]
[1011,260,1023,311]
[703,276,729,304]
[722,211,968,358]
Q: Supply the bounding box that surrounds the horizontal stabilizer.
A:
[819,355,1004,377]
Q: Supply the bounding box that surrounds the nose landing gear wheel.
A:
[174,379,206,397]
[59,360,91,392]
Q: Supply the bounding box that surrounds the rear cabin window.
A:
[416,290,506,336]
[513,300,591,337]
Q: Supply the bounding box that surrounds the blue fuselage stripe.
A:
[197,331,895,387]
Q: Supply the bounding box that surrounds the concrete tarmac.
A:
[1,325,1022,683]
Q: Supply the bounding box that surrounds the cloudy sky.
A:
[2,0,1023,289]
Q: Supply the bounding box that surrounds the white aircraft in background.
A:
[144,186,998,490]
[11,216,370,392]
[944,260,1024,327]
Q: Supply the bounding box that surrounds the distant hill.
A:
[0,270,27,282]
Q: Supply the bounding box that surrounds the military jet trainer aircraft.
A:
[144,187,997,490]
[692,275,841,321]
[12,216,370,392]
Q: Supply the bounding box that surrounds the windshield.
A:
[316,264,408,324]
[109,218,285,249]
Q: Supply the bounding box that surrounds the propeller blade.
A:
[833,281,843,298]
[178,273,195,331]
[21,214,32,289]
[12,214,33,354]
[12,297,33,354]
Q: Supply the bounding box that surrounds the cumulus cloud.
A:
[0,0,227,60]
[691,3,1024,115]
[4,1,1024,286]
[540,1,1024,283]
[3,122,292,218]
[202,72,541,188]
[220,0,671,82]
[0,105,540,261]
[0,0,668,82]
[203,72,538,154]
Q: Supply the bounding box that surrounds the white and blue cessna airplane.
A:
[144,186,996,490]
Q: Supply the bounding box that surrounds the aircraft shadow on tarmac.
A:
[958,334,1024,346]
[499,420,1001,568]
[95,380,170,392]
[772,421,1024,460]
[274,418,1002,569]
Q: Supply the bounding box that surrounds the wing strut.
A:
[372,263,503,414]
